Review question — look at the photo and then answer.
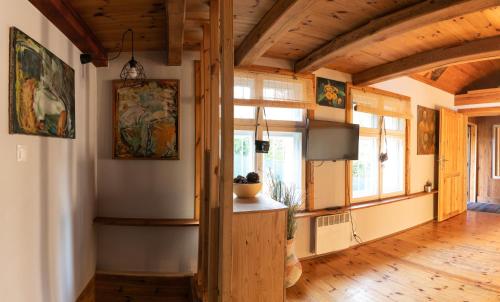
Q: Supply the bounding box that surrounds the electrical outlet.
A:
[17,145,27,162]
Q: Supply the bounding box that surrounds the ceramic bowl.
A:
[233,183,262,198]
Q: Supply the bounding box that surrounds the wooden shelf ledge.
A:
[94,217,200,227]
[295,190,438,219]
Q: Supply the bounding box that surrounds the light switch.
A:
[17,145,27,162]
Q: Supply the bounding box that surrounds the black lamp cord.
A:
[107,29,134,61]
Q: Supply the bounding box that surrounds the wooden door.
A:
[438,108,467,221]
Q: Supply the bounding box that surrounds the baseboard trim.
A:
[299,218,435,262]
[76,276,95,302]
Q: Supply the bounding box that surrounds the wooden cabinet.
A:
[231,196,287,302]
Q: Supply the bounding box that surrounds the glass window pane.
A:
[234,77,255,99]
[264,107,303,122]
[234,130,255,177]
[384,116,405,131]
[382,136,404,194]
[234,106,256,119]
[352,136,379,199]
[263,79,303,101]
[262,132,302,197]
[353,109,378,129]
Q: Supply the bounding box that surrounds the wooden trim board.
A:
[295,190,438,219]
[94,217,200,227]
[76,276,95,302]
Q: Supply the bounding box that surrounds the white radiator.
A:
[313,212,351,254]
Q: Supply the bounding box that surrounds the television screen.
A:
[306,120,359,161]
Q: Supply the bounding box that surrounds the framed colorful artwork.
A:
[9,27,75,138]
[112,80,180,160]
[417,105,438,155]
[316,77,346,109]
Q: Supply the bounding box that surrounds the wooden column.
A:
[197,24,211,301]
[305,110,315,211]
[207,0,221,298]
[219,0,234,300]
[345,83,353,205]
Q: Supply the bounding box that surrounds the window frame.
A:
[234,106,307,198]
[348,86,411,205]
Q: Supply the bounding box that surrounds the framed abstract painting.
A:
[9,27,75,138]
[112,80,180,160]
[417,105,438,155]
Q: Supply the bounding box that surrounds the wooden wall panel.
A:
[474,116,500,204]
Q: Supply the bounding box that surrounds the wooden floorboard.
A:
[287,211,500,302]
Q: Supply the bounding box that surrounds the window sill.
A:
[295,189,438,219]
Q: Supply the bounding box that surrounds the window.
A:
[350,87,410,203]
[233,70,308,198]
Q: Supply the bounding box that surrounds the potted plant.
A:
[233,172,262,198]
[424,180,433,193]
[268,174,303,288]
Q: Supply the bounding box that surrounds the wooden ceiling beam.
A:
[295,0,500,73]
[353,35,500,86]
[458,106,500,117]
[235,0,315,67]
[455,88,500,106]
[29,0,107,67]
[166,0,187,66]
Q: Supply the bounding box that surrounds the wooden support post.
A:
[305,109,315,211]
[345,83,353,205]
[207,0,221,300]
[219,0,234,300]
[196,24,211,300]
[405,120,411,195]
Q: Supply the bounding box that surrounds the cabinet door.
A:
[231,210,287,302]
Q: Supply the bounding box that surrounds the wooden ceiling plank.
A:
[166,0,187,65]
[235,0,315,67]
[29,0,108,67]
[353,35,500,86]
[455,88,500,105]
[294,0,500,73]
[458,106,500,116]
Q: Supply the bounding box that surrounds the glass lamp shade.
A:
[120,57,146,87]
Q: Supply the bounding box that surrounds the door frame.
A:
[467,122,477,203]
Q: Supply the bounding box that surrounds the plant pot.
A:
[285,238,302,288]
[233,183,262,198]
[424,185,432,193]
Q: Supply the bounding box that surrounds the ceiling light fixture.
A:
[81,28,146,87]
[117,29,146,87]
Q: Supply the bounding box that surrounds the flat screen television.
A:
[306,120,359,161]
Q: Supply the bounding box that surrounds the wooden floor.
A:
[287,211,500,302]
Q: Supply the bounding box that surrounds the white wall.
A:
[0,1,98,301]
[96,51,198,273]
[295,73,455,258]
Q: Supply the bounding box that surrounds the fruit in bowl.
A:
[233,172,262,198]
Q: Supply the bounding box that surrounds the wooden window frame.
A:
[234,107,307,198]
[347,85,411,205]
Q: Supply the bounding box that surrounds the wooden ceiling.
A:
[30,0,500,93]
[68,0,208,53]
[412,60,500,94]
[232,0,500,92]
